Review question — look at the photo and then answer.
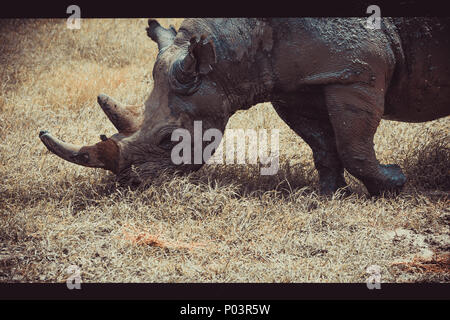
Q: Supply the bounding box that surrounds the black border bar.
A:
[1,0,450,18]
[0,283,448,300]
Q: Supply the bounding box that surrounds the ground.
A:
[0,19,449,283]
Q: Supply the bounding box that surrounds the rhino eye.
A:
[168,60,201,96]
[158,134,174,150]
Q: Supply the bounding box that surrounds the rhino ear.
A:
[183,35,216,75]
[146,19,177,50]
[169,35,216,95]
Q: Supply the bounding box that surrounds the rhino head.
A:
[40,19,226,183]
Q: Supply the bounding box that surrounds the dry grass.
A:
[0,19,449,283]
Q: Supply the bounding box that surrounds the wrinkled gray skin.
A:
[40,18,450,196]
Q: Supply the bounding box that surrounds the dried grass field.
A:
[0,19,449,283]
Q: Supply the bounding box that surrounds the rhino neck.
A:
[211,55,275,115]
[182,18,276,117]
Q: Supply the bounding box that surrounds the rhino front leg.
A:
[325,84,407,196]
[273,101,348,195]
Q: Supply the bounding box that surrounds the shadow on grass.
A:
[0,172,119,213]
[5,133,447,213]
[1,159,317,215]
[192,161,317,198]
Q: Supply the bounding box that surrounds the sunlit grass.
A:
[0,19,448,283]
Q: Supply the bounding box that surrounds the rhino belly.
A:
[384,18,450,122]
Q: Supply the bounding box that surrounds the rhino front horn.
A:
[39,131,105,169]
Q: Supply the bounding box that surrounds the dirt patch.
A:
[392,253,450,274]
[121,225,210,251]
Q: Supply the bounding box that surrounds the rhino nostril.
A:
[70,152,89,163]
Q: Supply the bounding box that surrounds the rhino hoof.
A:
[366,164,407,197]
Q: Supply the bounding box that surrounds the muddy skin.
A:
[40,18,450,197]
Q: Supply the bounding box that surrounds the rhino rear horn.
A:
[97,94,143,135]
[146,19,177,50]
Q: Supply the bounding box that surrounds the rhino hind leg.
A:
[272,101,348,196]
[324,84,407,196]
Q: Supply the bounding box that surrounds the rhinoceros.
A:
[39,18,450,196]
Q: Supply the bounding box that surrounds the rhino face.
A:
[39,19,223,183]
[116,20,224,181]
